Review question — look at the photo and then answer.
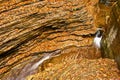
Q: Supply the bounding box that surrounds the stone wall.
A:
[0,0,120,80]
[0,0,100,79]
[101,0,120,68]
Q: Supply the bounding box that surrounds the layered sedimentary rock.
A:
[0,0,120,80]
[27,58,120,80]
[0,0,100,79]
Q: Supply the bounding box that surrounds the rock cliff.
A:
[101,0,120,69]
[0,0,119,80]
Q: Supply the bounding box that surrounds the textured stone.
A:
[0,0,99,79]
[0,0,119,80]
[26,58,120,80]
[101,0,120,69]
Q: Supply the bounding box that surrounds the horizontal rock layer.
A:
[0,0,98,79]
[0,0,119,80]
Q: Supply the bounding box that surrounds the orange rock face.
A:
[0,0,119,80]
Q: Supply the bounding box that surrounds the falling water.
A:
[8,50,61,80]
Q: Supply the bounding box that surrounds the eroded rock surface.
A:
[101,0,120,69]
[27,58,120,80]
[0,0,119,80]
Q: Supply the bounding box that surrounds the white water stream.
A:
[9,50,61,80]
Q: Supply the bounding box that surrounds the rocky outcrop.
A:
[27,58,120,80]
[101,0,120,69]
[0,0,120,80]
[0,0,100,79]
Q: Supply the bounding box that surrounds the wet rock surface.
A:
[101,0,120,69]
[0,0,119,80]
[27,58,120,80]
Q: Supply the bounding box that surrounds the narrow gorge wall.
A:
[0,0,120,80]
[0,0,100,79]
[101,0,120,69]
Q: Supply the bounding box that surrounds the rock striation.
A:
[0,0,119,80]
